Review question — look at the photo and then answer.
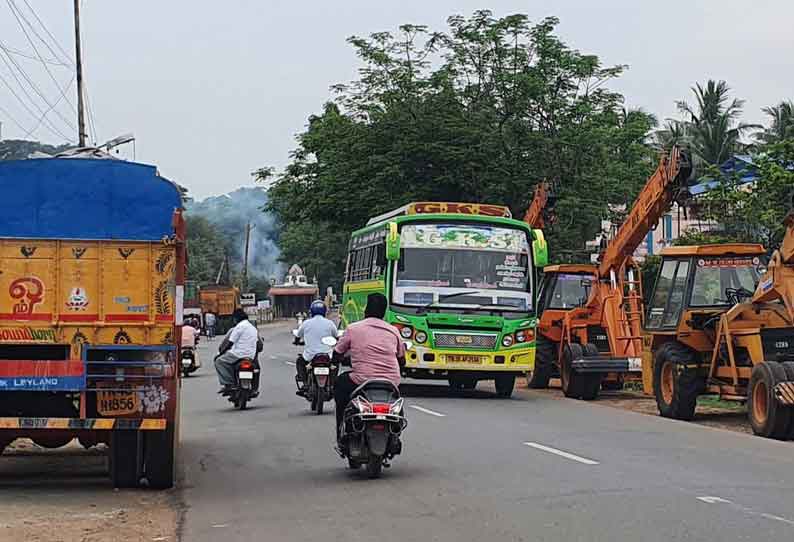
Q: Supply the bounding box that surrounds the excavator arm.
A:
[523,181,556,229]
[597,146,692,278]
[752,211,794,322]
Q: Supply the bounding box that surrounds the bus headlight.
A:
[400,326,413,339]
[414,331,427,343]
[502,335,514,347]
[516,331,526,343]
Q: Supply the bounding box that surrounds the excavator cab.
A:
[643,242,794,440]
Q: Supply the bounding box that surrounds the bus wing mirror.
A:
[532,229,548,268]
[386,222,400,260]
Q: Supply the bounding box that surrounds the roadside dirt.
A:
[0,439,178,542]
[516,377,754,435]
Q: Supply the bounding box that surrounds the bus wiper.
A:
[418,291,483,315]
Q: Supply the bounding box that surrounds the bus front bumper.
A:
[404,345,535,372]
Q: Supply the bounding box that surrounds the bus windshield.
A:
[393,223,532,312]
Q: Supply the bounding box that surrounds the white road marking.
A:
[523,442,599,465]
[697,496,733,504]
[284,361,295,366]
[760,513,794,526]
[211,524,229,529]
[409,405,446,417]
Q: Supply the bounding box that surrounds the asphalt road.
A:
[179,322,794,542]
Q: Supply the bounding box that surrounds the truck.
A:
[0,156,185,488]
[198,285,240,334]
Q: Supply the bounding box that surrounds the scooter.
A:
[326,336,409,478]
[292,330,337,415]
[181,330,202,377]
[216,330,261,410]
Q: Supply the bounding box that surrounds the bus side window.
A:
[398,248,405,273]
[372,244,386,279]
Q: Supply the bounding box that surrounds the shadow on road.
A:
[399,382,500,400]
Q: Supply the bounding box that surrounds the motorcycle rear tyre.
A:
[366,456,383,479]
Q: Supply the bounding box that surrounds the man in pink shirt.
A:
[333,293,405,438]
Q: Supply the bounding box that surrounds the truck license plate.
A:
[97,390,139,416]
[445,354,484,365]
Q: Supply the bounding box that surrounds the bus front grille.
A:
[433,333,497,349]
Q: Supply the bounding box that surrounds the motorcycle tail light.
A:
[239,360,253,370]
[372,403,391,414]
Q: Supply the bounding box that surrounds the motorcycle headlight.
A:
[414,331,427,343]
[400,326,413,339]
[502,335,514,347]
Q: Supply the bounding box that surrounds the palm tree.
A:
[674,80,758,164]
[653,119,689,151]
[755,100,794,146]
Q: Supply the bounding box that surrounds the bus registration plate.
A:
[97,388,139,416]
[445,354,485,365]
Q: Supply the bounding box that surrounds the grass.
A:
[697,395,746,412]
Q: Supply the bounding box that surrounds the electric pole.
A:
[242,223,255,292]
[73,0,87,146]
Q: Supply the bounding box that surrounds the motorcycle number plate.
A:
[182,358,192,366]
[239,371,254,379]
[313,367,330,375]
[375,415,386,420]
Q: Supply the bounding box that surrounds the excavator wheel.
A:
[561,344,584,399]
[749,361,792,440]
[528,336,555,389]
[781,362,794,440]
[579,344,603,401]
[653,343,700,421]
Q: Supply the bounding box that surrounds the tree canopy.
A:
[264,11,658,289]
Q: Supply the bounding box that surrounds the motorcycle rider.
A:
[215,308,259,394]
[333,293,405,442]
[295,300,339,396]
[205,311,217,339]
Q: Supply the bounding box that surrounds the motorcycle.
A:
[327,336,409,478]
[292,330,337,415]
[216,330,261,410]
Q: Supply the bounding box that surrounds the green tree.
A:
[185,215,227,285]
[673,80,757,165]
[0,139,70,161]
[755,100,794,146]
[264,11,658,284]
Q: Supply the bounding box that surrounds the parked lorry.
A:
[199,285,240,334]
[0,156,185,488]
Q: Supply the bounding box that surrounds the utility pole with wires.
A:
[242,222,256,293]
[72,0,86,146]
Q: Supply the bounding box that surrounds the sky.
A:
[1,1,792,199]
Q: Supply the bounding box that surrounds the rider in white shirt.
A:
[215,309,259,392]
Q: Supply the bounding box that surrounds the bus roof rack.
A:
[366,202,512,226]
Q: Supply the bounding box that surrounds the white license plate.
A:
[239,371,254,379]
[182,359,192,366]
[313,367,330,375]
[628,358,642,371]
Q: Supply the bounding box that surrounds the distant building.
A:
[268,264,319,317]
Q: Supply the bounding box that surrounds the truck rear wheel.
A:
[528,337,554,389]
[561,344,584,399]
[781,362,794,440]
[579,344,603,401]
[144,426,177,489]
[110,430,142,489]
[748,361,791,440]
[653,343,699,421]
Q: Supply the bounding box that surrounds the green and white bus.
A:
[340,202,548,397]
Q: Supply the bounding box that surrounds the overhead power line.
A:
[7,0,77,114]
[0,43,68,66]
[21,0,75,67]
[0,67,72,141]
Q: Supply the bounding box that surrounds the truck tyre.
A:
[528,337,554,389]
[144,425,177,489]
[110,430,141,489]
[561,344,584,399]
[781,362,794,440]
[580,344,603,401]
[653,343,699,421]
[748,362,791,440]
[494,374,516,398]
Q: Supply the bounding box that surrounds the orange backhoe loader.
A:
[644,210,794,440]
[531,146,692,400]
